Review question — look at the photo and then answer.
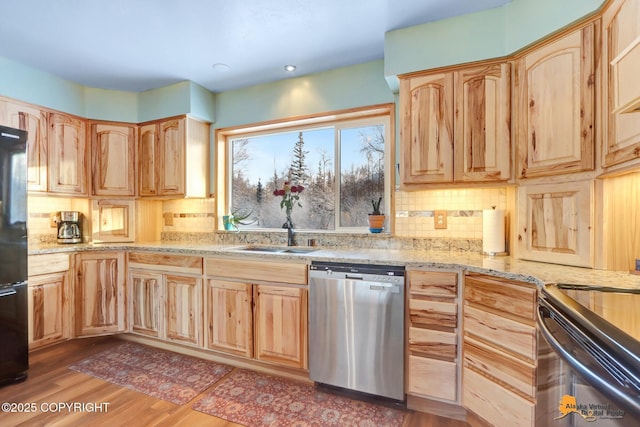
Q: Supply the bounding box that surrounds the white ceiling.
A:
[0,0,510,93]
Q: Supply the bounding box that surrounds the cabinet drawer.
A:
[464,274,536,321]
[409,299,457,328]
[408,270,457,298]
[129,252,202,275]
[28,253,69,276]
[409,327,457,360]
[408,355,457,402]
[464,305,536,361]
[464,337,536,398]
[463,367,534,427]
[205,257,307,285]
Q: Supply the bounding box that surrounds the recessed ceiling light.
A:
[212,63,231,72]
[284,64,297,72]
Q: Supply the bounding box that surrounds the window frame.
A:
[214,103,395,234]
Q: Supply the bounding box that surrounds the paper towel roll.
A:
[482,209,506,255]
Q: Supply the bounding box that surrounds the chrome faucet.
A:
[287,226,295,246]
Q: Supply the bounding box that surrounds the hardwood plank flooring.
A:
[0,337,468,426]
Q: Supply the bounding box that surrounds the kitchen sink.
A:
[232,245,318,254]
[281,247,318,254]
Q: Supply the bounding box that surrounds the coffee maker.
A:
[56,211,82,244]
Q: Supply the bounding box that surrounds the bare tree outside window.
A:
[230,120,387,231]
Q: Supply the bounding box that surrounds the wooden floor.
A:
[0,337,469,426]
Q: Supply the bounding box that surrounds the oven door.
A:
[538,295,640,426]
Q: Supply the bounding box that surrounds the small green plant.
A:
[223,208,255,231]
[370,197,383,215]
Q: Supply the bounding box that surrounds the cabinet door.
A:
[2,103,48,192]
[454,63,511,182]
[129,270,162,337]
[602,0,640,167]
[91,123,136,196]
[165,274,201,346]
[48,112,87,195]
[138,123,158,196]
[254,285,307,369]
[517,180,593,267]
[28,272,69,349]
[515,24,595,178]
[205,279,253,357]
[158,118,185,196]
[400,72,454,185]
[75,252,125,336]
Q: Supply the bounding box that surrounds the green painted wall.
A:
[214,60,394,130]
[84,88,138,122]
[0,56,86,116]
[384,0,606,92]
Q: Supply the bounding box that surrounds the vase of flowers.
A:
[367,196,385,233]
[273,181,305,229]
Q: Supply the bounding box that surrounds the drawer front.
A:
[205,257,307,285]
[129,252,202,275]
[463,367,534,427]
[409,299,457,328]
[28,253,69,276]
[408,355,457,402]
[464,337,536,398]
[409,270,457,298]
[465,275,536,321]
[409,327,457,360]
[464,305,536,361]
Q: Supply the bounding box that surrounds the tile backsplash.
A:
[161,198,215,233]
[28,187,510,252]
[394,187,508,238]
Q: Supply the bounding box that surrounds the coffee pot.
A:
[56,211,82,244]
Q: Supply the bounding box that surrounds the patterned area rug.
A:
[69,342,233,405]
[192,369,405,427]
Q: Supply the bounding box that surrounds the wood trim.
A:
[204,257,307,285]
[128,252,203,275]
[28,253,70,276]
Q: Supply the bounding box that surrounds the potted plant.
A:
[367,197,385,233]
[222,209,254,232]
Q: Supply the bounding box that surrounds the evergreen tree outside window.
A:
[227,112,390,231]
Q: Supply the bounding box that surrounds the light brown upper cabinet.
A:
[0,102,49,192]
[454,63,511,183]
[515,23,596,179]
[90,122,136,197]
[48,112,87,195]
[138,116,209,198]
[400,61,511,187]
[602,0,640,168]
[516,180,593,267]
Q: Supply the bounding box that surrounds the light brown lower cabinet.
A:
[205,279,253,357]
[254,284,307,368]
[462,273,537,427]
[128,253,203,347]
[74,252,126,336]
[406,270,460,406]
[204,257,308,370]
[27,253,71,349]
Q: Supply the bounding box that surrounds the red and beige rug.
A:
[192,369,406,427]
[69,342,233,405]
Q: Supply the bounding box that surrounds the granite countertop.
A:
[29,242,640,289]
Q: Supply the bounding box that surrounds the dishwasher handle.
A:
[369,284,401,293]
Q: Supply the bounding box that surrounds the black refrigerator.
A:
[0,125,28,385]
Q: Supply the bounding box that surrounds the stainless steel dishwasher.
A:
[308,261,405,401]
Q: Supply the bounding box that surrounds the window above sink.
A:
[215,104,394,234]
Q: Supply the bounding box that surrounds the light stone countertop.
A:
[28,242,640,289]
